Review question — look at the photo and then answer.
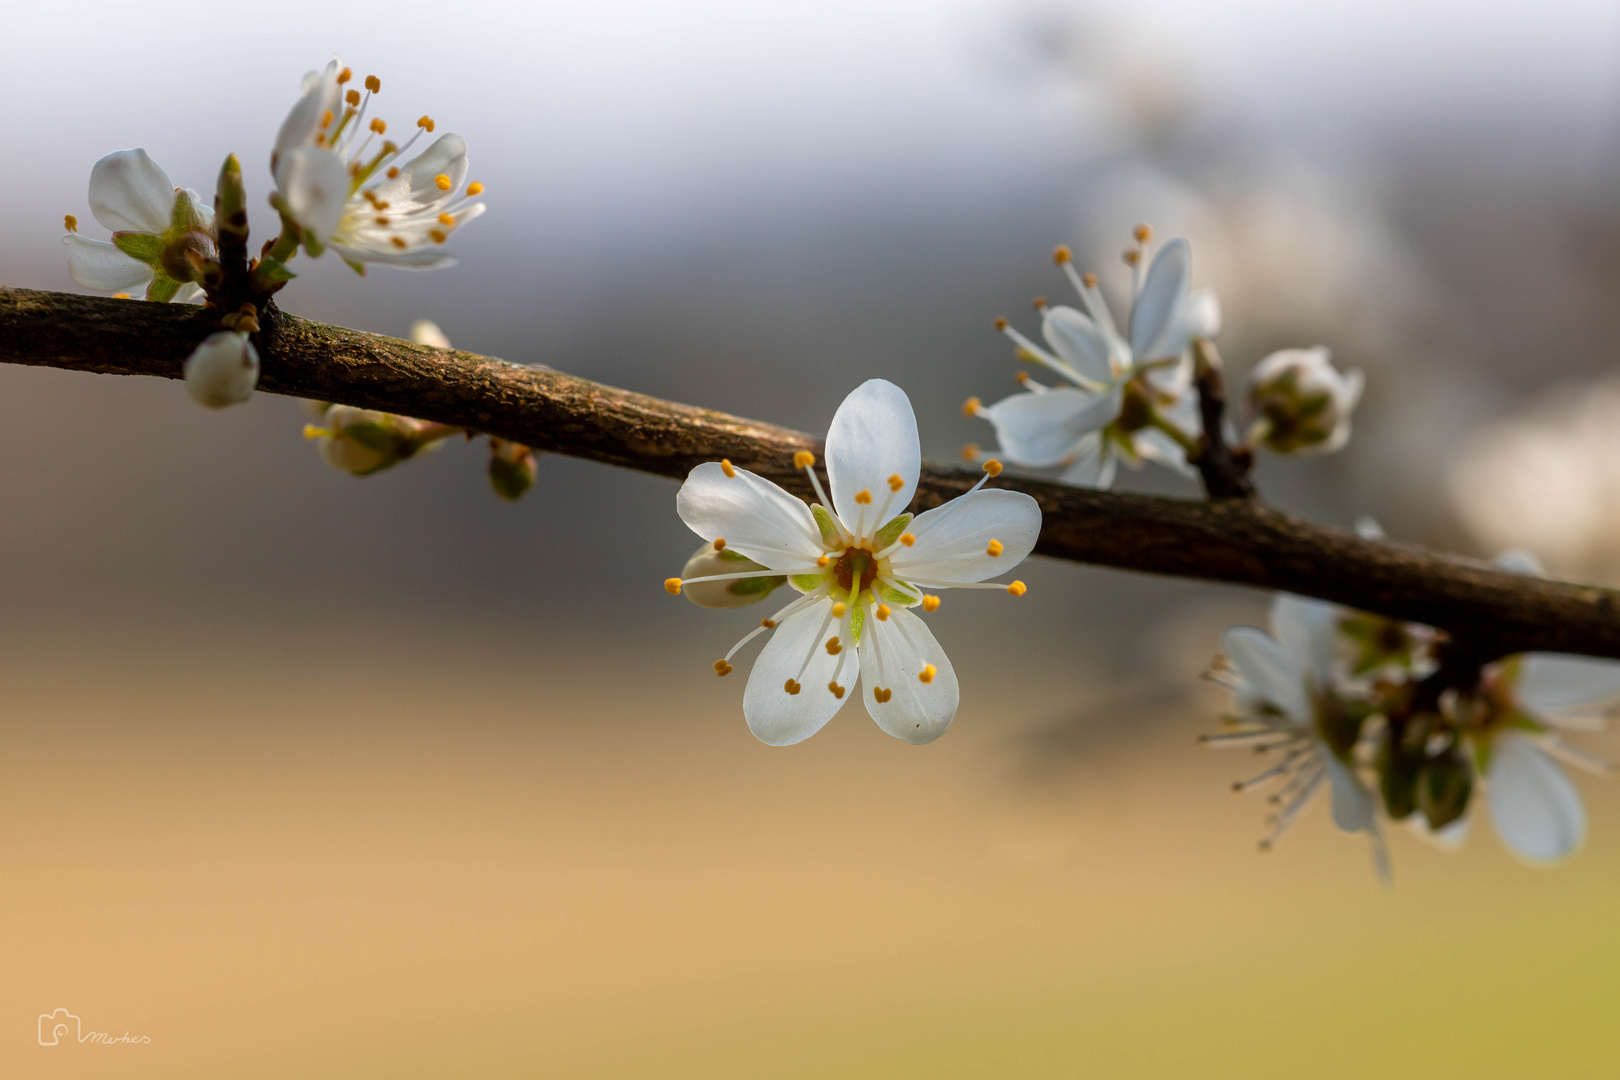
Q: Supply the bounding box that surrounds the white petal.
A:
[1132,427,1195,475]
[888,489,1041,585]
[1176,287,1221,341]
[63,235,154,292]
[88,149,174,234]
[1515,654,1620,716]
[824,379,920,537]
[1040,306,1113,382]
[676,462,823,570]
[1128,237,1191,362]
[742,597,856,745]
[1222,625,1309,722]
[1487,733,1585,863]
[1271,593,1340,691]
[275,60,342,162]
[982,385,1121,468]
[172,282,205,304]
[368,134,470,213]
[275,147,349,244]
[1323,753,1374,833]
[858,606,958,743]
[1494,549,1545,576]
[1059,433,1116,489]
[410,320,452,348]
[183,332,259,408]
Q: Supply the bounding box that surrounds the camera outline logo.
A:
[38,1008,80,1046]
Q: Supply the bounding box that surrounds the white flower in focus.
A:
[1246,346,1364,455]
[1210,593,1388,877]
[183,331,260,408]
[272,60,486,271]
[669,379,1041,746]
[971,226,1219,489]
[62,149,210,303]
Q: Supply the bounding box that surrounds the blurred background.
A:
[5,0,1620,1075]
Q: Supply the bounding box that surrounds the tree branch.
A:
[3,285,1618,660]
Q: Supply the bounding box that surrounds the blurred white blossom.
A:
[1246,346,1364,455]
[183,331,259,408]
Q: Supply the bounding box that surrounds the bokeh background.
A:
[5,1,1620,1075]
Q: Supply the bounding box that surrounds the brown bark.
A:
[3,285,1617,660]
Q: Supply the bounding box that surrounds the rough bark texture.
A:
[4,285,1619,660]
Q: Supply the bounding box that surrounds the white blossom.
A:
[272,60,485,271]
[1246,346,1364,454]
[62,149,209,303]
[970,227,1219,489]
[669,379,1040,746]
[183,332,259,408]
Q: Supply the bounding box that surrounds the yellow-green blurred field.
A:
[5,614,1619,1079]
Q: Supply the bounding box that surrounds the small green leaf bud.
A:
[487,438,538,501]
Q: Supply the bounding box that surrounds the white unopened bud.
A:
[304,406,445,477]
[680,543,785,608]
[410,319,452,349]
[183,331,259,408]
[1247,346,1364,455]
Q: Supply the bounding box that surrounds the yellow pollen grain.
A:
[664,578,682,595]
[873,687,892,703]
[429,230,447,244]
[63,214,78,232]
[1083,272,1099,288]
[466,182,484,196]
[983,459,1003,477]
[918,664,937,684]
[386,167,400,179]
[922,595,941,612]
[721,458,736,478]
[987,539,1004,557]
[365,75,381,93]
[438,212,455,226]
[888,473,903,492]
[713,660,733,677]
[994,316,1008,331]
[337,68,353,84]
[962,396,981,418]
[346,89,361,107]
[832,603,846,617]
[434,174,453,191]
[794,450,815,468]
[876,604,891,621]
[370,117,387,134]
[960,443,980,463]
[828,682,845,699]
[899,533,916,547]
[1053,244,1072,265]
[112,292,130,300]
[761,618,776,629]
[817,554,830,568]
[1134,223,1153,243]
[418,115,435,131]
[390,236,408,249]
[854,489,872,505]
[1007,580,1027,596]
[784,679,801,695]
[825,637,841,655]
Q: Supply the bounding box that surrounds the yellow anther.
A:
[1016,371,1031,385]
[374,215,389,226]
[761,618,776,629]
[817,554,830,568]
[390,236,408,249]
[1133,222,1153,244]
[876,604,891,621]
[434,174,453,191]
[1053,244,1072,265]
[320,109,334,129]
[664,578,683,595]
[365,74,381,93]
[466,182,484,196]
[1007,580,1027,597]
[713,538,726,551]
[825,637,841,655]
[713,660,734,677]
[369,117,387,134]
[63,214,77,233]
[962,396,981,418]
[918,664,937,684]
[831,602,846,617]
[873,687,892,703]
[337,68,352,84]
[854,489,872,505]
[994,316,1008,331]
[828,681,845,699]
[922,595,941,612]
[418,115,435,131]
[1082,272,1098,288]
[1123,248,1140,266]
[111,292,130,300]
[888,473,903,492]
[986,539,1004,557]
[961,443,980,463]
[720,458,736,478]
[899,533,916,547]
[346,89,361,107]
[386,167,400,179]
[302,424,330,440]
[438,212,455,226]
[1032,295,1047,310]
[793,450,815,468]
[784,679,801,695]
[429,230,447,244]
[983,459,1003,477]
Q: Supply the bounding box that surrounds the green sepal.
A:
[344,421,398,452]
[341,255,367,277]
[790,573,826,592]
[255,256,296,286]
[849,602,866,645]
[729,575,785,597]
[144,274,181,303]
[113,231,165,264]
[872,513,912,551]
[303,230,326,258]
[812,504,843,547]
[488,454,537,501]
[876,579,922,606]
[1417,750,1474,831]
[716,548,756,563]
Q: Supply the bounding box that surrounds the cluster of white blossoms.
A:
[1211,546,1616,876]
[666,380,1040,746]
[966,227,1364,487]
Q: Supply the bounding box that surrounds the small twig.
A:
[1188,337,1256,500]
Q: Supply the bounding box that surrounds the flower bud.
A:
[1376,730,1420,821]
[487,438,537,501]
[183,331,259,408]
[307,406,437,476]
[1247,347,1364,455]
[1417,749,1474,831]
[680,543,785,608]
